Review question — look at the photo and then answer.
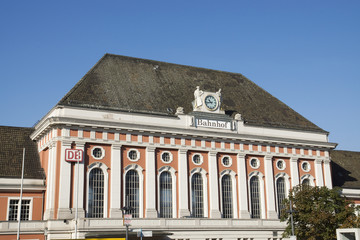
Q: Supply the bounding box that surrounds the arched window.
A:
[302,178,310,186]
[159,171,172,218]
[88,168,104,218]
[276,177,286,218]
[191,173,204,218]
[250,176,261,218]
[221,174,233,218]
[125,170,139,218]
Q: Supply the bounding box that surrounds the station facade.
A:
[0,54,359,240]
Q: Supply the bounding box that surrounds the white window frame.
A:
[91,146,105,160]
[127,149,140,162]
[123,164,144,218]
[248,171,266,219]
[219,169,238,218]
[249,158,260,169]
[189,167,208,218]
[7,197,33,221]
[276,159,286,170]
[160,151,173,164]
[300,174,315,186]
[301,161,311,172]
[192,153,204,166]
[221,155,233,167]
[86,162,109,218]
[157,166,177,218]
[274,172,290,217]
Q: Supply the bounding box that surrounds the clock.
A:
[204,95,218,110]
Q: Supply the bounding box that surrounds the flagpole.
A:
[74,156,80,239]
[17,148,25,240]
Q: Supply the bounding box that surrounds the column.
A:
[323,158,333,189]
[208,151,221,218]
[315,158,324,187]
[72,142,85,218]
[57,141,73,219]
[44,142,57,220]
[110,144,122,218]
[178,149,190,217]
[145,146,157,218]
[264,155,277,219]
[237,153,250,218]
[290,157,299,187]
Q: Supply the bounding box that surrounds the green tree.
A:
[280,185,359,240]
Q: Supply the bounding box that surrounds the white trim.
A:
[91,146,105,160]
[160,151,174,164]
[301,161,311,172]
[189,167,208,218]
[127,148,140,162]
[300,174,315,186]
[221,155,232,167]
[249,157,260,169]
[192,153,203,165]
[7,197,33,221]
[123,164,144,218]
[275,159,286,170]
[157,166,177,218]
[219,169,238,218]
[0,178,45,191]
[248,171,266,219]
[86,162,109,218]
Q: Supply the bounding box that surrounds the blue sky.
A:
[0,1,359,151]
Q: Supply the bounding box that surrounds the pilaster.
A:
[44,141,57,220]
[264,155,277,219]
[71,142,85,218]
[145,146,157,218]
[290,157,299,187]
[315,158,324,187]
[237,153,250,218]
[208,151,221,218]
[110,144,122,218]
[57,141,73,219]
[178,149,190,217]
[323,158,333,188]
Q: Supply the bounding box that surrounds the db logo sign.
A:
[65,149,83,162]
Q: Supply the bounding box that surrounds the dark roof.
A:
[58,54,325,132]
[331,150,360,189]
[0,126,44,179]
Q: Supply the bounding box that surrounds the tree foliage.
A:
[280,185,360,240]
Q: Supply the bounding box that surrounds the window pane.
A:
[126,170,139,218]
[88,168,104,218]
[159,171,172,218]
[191,173,204,218]
[250,176,261,218]
[276,177,286,218]
[20,200,31,220]
[303,178,310,186]
[221,175,233,218]
[8,199,19,221]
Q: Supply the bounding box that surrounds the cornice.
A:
[31,116,337,150]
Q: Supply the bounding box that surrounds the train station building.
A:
[0,54,359,240]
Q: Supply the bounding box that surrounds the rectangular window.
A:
[8,199,32,221]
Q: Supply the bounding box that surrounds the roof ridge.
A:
[103,53,250,78]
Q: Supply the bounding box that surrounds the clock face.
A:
[204,95,218,110]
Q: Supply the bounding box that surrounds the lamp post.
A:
[287,199,297,239]
[121,197,133,240]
